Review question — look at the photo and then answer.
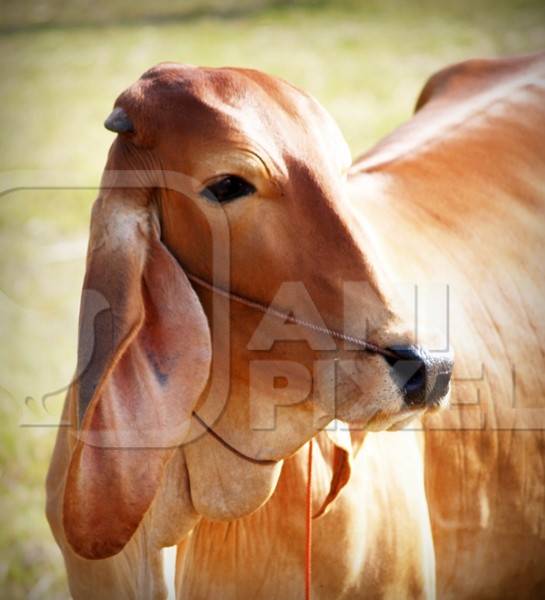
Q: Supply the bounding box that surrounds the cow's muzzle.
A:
[385,345,453,407]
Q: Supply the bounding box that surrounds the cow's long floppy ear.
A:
[62,187,211,560]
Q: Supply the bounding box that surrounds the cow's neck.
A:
[352,169,545,425]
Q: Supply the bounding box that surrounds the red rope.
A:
[305,438,314,600]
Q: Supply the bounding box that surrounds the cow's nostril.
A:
[385,345,428,405]
[385,344,454,407]
[404,365,426,395]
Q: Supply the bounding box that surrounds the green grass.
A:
[0,1,544,597]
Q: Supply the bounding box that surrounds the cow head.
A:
[63,63,453,559]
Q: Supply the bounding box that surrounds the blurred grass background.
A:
[0,0,543,597]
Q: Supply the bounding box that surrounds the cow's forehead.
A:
[136,62,315,118]
[116,63,351,173]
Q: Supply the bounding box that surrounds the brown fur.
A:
[351,51,545,598]
[47,52,545,598]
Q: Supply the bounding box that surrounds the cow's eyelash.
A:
[201,175,256,203]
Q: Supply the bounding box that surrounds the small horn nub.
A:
[104,107,134,133]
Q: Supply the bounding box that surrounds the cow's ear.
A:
[62,183,211,560]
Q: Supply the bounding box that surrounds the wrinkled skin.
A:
[44,52,545,599]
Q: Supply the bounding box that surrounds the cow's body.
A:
[350,51,545,598]
[47,52,545,599]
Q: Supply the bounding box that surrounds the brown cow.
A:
[47,62,450,599]
[46,51,544,599]
[350,50,545,598]
[47,61,452,599]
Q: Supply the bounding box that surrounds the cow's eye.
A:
[201,175,256,203]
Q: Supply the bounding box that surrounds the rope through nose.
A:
[186,272,397,359]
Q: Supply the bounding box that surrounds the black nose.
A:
[385,345,453,406]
